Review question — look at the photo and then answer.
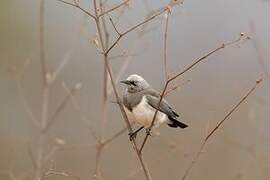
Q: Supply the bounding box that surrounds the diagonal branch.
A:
[181,78,263,180]
[99,0,130,17]
[56,0,96,20]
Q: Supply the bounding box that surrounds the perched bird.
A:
[121,74,188,140]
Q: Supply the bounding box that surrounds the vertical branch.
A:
[93,0,110,177]
[34,0,48,179]
[103,54,152,180]
[163,10,170,80]
[40,0,47,87]
[100,0,110,141]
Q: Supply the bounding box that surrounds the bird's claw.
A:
[128,132,137,141]
[145,128,152,136]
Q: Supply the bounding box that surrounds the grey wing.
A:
[145,94,179,118]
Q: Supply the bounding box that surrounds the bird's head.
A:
[121,74,150,93]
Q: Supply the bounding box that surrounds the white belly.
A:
[131,96,167,128]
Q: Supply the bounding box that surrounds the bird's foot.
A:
[145,128,152,136]
[128,132,137,141]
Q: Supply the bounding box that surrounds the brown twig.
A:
[103,123,134,146]
[105,7,167,55]
[139,34,251,154]
[109,17,121,36]
[181,78,263,180]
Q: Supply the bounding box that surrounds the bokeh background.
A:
[1,0,270,179]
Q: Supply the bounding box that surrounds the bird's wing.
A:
[145,92,179,118]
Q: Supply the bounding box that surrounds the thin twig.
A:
[102,123,134,146]
[164,79,191,96]
[99,0,130,17]
[139,34,251,154]
[109,17,121,36]
[181,78,263,180]
[56,0,96,20]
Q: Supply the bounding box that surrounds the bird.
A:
[121,74,188,140]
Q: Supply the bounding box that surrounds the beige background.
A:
[0,0,270,179]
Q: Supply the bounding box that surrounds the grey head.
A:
[120,74,150,93]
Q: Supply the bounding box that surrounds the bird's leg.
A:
[128,126,144,141]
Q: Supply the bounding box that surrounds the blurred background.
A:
[1,0,270,179]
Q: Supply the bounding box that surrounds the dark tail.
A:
[167,116,188,129]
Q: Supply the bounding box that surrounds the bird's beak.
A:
[120,80,130,85]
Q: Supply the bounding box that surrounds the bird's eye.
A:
[130,81,136,86]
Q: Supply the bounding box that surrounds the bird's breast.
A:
[132,96,167,128]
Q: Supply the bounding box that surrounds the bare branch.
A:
[56,0,96,20]
[139,34,251,154]
[109,17,121,36]
[99,0,130,17]
[164,79,191,96]
[40,0,47,86]
[181,78,263,180]
[104,55,152,180]
[105,7,167,54]
[103,123,134,146]
[34,1,49,178]
[163,10,170,80]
